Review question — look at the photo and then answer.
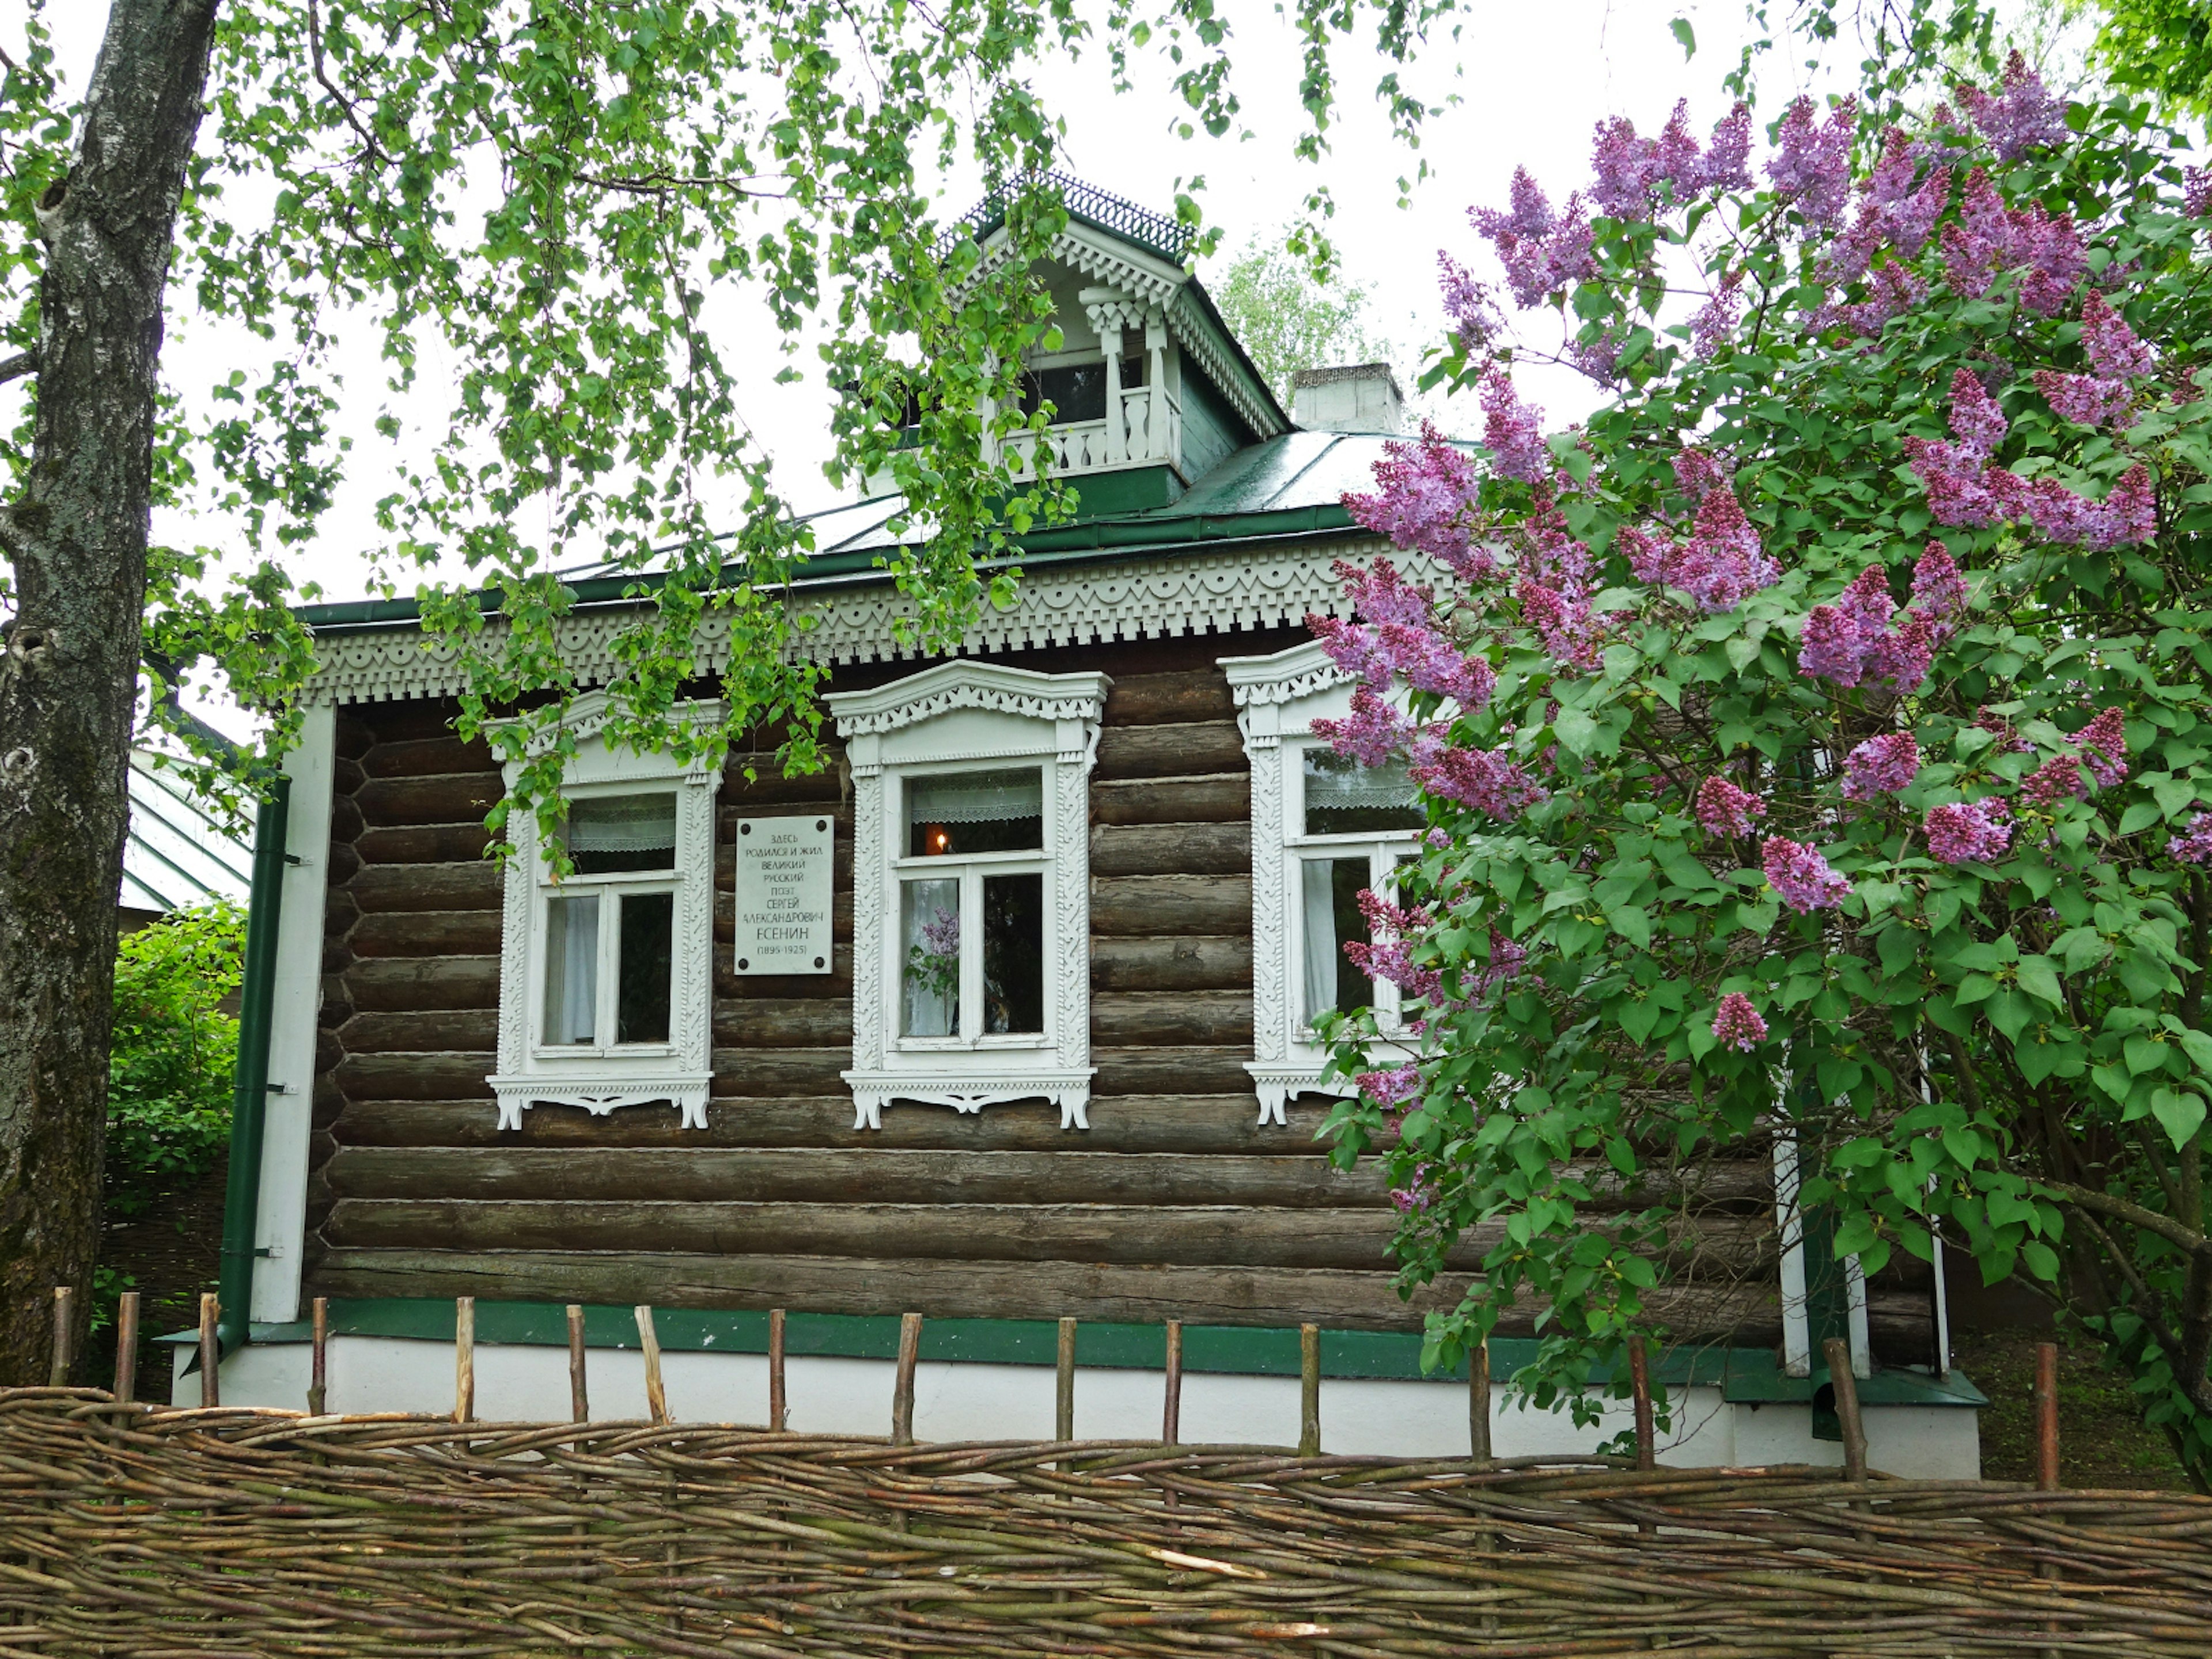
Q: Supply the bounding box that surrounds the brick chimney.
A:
[1291,362,1404,434]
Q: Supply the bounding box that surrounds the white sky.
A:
[25,0,2054,736]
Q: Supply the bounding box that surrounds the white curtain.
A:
[543,895,600,1044]
[569,793,677,853]
[1300,859,1339,1027]
[907,768,1042,826]
[901,878,960,1038]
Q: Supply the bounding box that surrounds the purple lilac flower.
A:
[1411,743,1547,819]
[1940,171,2084,315]
[1797,565,1936,694]
[1842,732,1922,801]
[1696,775,1766,838]
[1346,935,1444,1007]
[1474,927,1528,995]
[1621,487,1778,613]
[2033,291,2151,431]
[1518,575,1603,672]
[1480,366,1550,483]
[1390,1167,1440,1214]
[1691,278,1744,359]
[1673,446,1728,506]
[1566,328,1624,384]
[1437,254,1501,353]
[1335,556,1438,628]
[918,908,959,957]
[1762,836,1852,913]
[2083,288,2154,379]
[2021,754,2086,806]
[1711,993,1769,1051]
[1925,798,2013,863]
[1911,541,1968,634]
[2170,813,2212,864]
[2069,707,2129,789]
[1359,1065,1423,1109]
[1343,422,1489,573]
[2188,168,2212,221]
[1863,613,1937,695]
[1906,372,2156,551]
[1975,709,2035,754]
[1956,52,2069,162]
[1312,686,1418,768]
[1470,185,1596,309]
[1798,604,1869,684]
[1767,96,1858,230]
[1701,104,1753,192]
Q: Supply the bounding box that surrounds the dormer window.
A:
[1019,361,1109,425]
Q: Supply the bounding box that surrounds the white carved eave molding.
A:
[484,687,727,772]
[302,540,1425,708]
[824,658,1109,743]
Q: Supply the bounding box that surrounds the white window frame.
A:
[1224,639,1421,1127]
[487,691,721,1132]
[827,660,1108,1132]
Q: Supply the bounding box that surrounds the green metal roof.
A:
[296,429,1408,633]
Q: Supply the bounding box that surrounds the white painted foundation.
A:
[180,1336,1980,1479]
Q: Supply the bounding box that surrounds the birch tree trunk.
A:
[0,0,220,1382]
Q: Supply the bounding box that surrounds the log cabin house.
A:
[185,179,1983,1473]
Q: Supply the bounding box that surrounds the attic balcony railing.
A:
[995,385,1182,480]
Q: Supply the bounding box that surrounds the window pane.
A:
[566,793,677,874]
[616,892,674,1044]
[982,873,1044,1035]
[1300,857,1376,1025]
[901,878,960,1037]
[908,768,1044,855]
[543,895,600,1044]
[1302,749,1424,835]
[1021,362,1109,424]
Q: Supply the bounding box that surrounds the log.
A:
[712,998,851,1048]
[324,1146,1389,1208]
[1095,722,1247,781]
[336,1051,496,1103]
[355,824,498,866]
[712,1047,853,1096]
[1103,669,1236,726]
[347,862,502,915]
[717,769,846,808]
[343,956,501,1014]
[347,910,501,959]
[355,773,505,828]
[1092,775,1250,826]
[339,1009,499,1056]
[362,734,495,779]
[1090,874,1250,935]
[1093,1046,1257,1097]
[324,1198,1440,1269]
[356,697,468,744]
[329,1093,1338,1155]
[1092,991,1252,1048]
[1092,821,1251,877]
[713,968,855,1001]
[312,1248,1467,1332]
[1092,934,1253,993]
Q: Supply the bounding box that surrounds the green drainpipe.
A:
[215,777,290,1358]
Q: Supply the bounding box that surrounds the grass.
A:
[1953,1327,2193,1491]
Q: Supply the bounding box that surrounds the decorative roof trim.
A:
[822,658,1109,738]
[1221,638,1349,709]
[301,539,1417,707]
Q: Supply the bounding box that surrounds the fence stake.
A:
[1469,1338,1491,1464]
[636,1305,669,1425]
[48,1286,73,1387]
[112,1291,140,1406]
[308,1298,328,1416]
[1823,1337,1867,1483]
[454,1297,475,1424]
[1628,1334,1655,1471]
[197,1294,220,1408]
[566,1305,588,1424]
[768,1308,787,1432]
[1162,1320,1181,1445]
[1056,1317,1077,1444]
[892,1312,921,1446]
[1299,1324,1321,1457]
[2034,1342,2060,1491]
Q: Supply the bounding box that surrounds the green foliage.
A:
[106,905,243,1221]
[2,0,1467,830]
[2089,0,2212,118]
[1208,232,1395,408]
[1320,17,2212,1483]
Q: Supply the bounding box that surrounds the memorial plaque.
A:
[733,815,834,974]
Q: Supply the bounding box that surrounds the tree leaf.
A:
[2154,1087,2207,1150]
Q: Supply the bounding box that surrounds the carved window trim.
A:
[487,692,722,1132]
[1224,640,1421,1127]
[827,660,1109,1132]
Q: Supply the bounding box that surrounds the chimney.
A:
[1291,363,1404,434]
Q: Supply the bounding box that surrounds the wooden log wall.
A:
[305,630,1926,1357]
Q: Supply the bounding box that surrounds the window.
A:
[487,694,721,1132]
[826,661,1109,1131]
[1019,361,1110,425]
[1224,641,1424,1127]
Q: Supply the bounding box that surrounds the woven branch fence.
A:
[3,1389,2212,1657]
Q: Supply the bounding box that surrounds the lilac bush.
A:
[1309,36,2212,1475]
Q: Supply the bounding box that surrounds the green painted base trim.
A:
[156,1300,1983,1407]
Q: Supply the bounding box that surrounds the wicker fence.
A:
[4,1385,2212,1658]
